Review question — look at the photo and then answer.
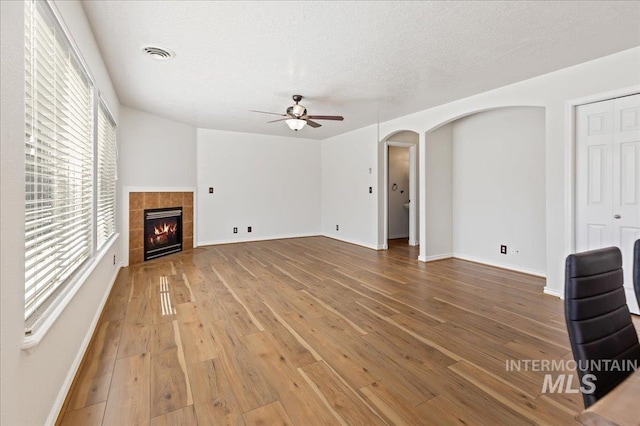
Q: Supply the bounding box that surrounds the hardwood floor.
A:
[59,236,586,425]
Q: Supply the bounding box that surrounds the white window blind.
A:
[24,0,94,331]
[96,101,117,249]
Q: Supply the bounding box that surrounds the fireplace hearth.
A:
[144,207,183,261]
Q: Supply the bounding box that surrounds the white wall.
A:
[322,126,379,248]
[360,47,640,295]
[118,106,197,188]
[452,107,546,275]
[1,1,121,424]
[388,147,410,239]
[197,129,321,244]
[424,123,453,259]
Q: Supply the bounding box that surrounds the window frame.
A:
[96,96,118,251]
[22,0,119,349]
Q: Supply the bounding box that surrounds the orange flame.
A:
[154,222,177,236]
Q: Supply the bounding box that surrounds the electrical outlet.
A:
[336,225,339,231]
[369,186,372,194]
[113,254,116,265]
[233,227,238,234]
[248,226,252,233]
[500,245,507,254]
[209,187,214,193]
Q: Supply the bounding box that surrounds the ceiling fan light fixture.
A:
[252,95,342,130]
[286,118,306,131]
[291,104,306,117]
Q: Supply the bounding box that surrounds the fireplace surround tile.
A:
[159,192,171,206]
[130,192,144,210]
[170,192,182,207]
[130,209,142,231]
[183,221,193,239]
[129,248,143,265]
[130,229,143,249]
[183,206,193,224]
[144,192,159,209]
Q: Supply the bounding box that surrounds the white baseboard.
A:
[46,261,124,426]
[389,233,409,239]
[197,232,319,247]
[543,287,563,299]
[419,253,454,262]
[452,253,547,278]
[320,234,380,250]
[199,233,382,251]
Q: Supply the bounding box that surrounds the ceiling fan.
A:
[251,95,344,131]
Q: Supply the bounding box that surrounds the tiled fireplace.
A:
[129,192,193,265]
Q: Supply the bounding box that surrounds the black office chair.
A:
[565,246,640,408]
[634,239,640,308]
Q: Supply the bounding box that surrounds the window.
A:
[24,0,117,335]
[97,101,117,249]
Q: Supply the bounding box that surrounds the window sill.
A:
[21,233,120,351]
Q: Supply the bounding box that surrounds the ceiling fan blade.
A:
[250,110,287,116]
[267,118,290,123]
[306,115,344,121]
[306,120,322,128]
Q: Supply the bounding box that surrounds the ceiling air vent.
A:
[141,46,175,61]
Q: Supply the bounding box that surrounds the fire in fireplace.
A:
[144,207,183,261]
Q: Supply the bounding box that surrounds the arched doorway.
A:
[377,130,419,249]
[420,106,546,277]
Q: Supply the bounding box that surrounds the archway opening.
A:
[377,130,419,250]
[421,106,546,277]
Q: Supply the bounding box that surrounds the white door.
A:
[576,94,640,314]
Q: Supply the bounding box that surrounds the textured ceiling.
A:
[81,1,640,139]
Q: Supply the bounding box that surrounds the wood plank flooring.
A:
[59,237,588,425]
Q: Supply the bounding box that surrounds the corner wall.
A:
[452,107,546,275]
[118,106,197,188]
[117,106,198,263]
[197,129,321,245]
[424,123,453,260]
[321,125,379,248]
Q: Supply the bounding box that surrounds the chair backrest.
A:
[565,246,640,407]
[635,239,640,308]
